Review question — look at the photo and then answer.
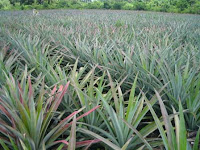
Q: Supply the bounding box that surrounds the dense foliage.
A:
[0,0,200,14]
[0,9,200,149]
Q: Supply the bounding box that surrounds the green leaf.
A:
[79,128,121,150]
[155,90,174,150]
[68,115,76,150]
[145,98,170,150]
[121,137,133,150]
[179,101,187,150]
[8,136,18,150]
[107,70,119,113]
[122,119,153,150]
[126,74,138,120]
[193,128,200,150]
[0,139,10,150]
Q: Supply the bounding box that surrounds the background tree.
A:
[0,0,11,9]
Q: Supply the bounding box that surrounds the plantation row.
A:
[0,10,200,149]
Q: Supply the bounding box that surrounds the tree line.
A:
[0,0,200,14]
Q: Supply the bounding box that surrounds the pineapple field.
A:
[0,9,200,150]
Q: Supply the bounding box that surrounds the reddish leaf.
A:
[17,82,24,105]
[61,105,100,130]
[76,139,100,146]
[54,140,69,145]
[54,139,100,148]
[59,110,79,125]
[28,76,33,100]
[76,105,100,120]
[58,85,64,93]
[52,85,57,95]
[47,85,57,110]
[0,126,8,134]
[54,81,70,111]
[0,105,11,119]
